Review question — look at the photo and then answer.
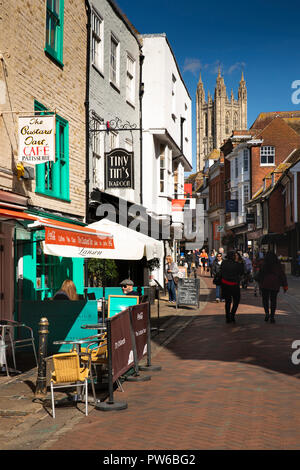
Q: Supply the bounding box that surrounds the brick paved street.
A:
[32,275,300,450]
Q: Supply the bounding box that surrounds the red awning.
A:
[0,209,115,257]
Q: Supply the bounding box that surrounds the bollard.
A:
[35,317,49,397]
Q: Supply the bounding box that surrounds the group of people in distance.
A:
[210,249,288,324]
[54,248,288,326]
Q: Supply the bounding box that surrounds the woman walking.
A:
[212,252,223,302]
[220,251,244,323]
[164,255,179,304]
[208,250,216,277]
[256,251,288,323]
[200,248,209,276]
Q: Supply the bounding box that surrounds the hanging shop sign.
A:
[18,115,55,164]
[105,148,134,189]
[225,199,238,213]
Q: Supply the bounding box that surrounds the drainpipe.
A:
[84,0,91,287]
[85,0,91,224]
[139,53,144,206]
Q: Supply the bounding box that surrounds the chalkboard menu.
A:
[176,278,200,308]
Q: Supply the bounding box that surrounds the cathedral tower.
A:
[196,70,247,171]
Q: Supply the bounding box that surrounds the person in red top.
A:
[256,251,288,323]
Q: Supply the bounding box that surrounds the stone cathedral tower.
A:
[196,68,247,171]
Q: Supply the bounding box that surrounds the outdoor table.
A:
[81,324,107,332]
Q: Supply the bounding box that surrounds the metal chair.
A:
[80,334,124,392]
[0,340,8,376]
[46,351,96,419]
[0,319,38,375]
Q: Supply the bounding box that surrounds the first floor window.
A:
[160,145,166,193]
[260,146,275,165]
[126,54,135,103]
[110,35,119,86]
[243,149,249,172]
[35,101,69,200]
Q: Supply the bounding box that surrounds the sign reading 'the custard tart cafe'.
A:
[105,148,134,189]
[18,115,55,164]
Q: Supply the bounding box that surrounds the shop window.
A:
[35,235,61,300]
[45,0,64,66]
[35,101,70,201]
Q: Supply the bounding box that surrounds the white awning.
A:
[87,219,164,260]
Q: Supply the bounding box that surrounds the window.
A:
[110,35,119,87]
[233,112,238,129]
[126,54,135,104]
[243,184,249,206]
[45,0,64,66]
[243,149,249,172]
[110,130,118,150]
[35,101,69,200]
[92,114,104,187]
[260,146,275,165]
[92,10,103,72]
[172,74,176,117]
[35,236,61,300]
[125,138,133,152]
[235,157,238,178]
[160,145,166,193]
[225,112,230,134]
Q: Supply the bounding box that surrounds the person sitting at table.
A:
[120,279,139,296]
[53,279,79,300]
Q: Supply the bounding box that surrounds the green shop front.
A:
[9,208,114,355]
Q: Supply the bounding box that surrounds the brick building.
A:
[222,113,300,252]
[0,0,88,315]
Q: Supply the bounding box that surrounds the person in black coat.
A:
[220,251,244,323]
[211,253,223,302]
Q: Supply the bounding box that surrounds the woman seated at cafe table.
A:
[53,279,79,300]
[120,279,139,296]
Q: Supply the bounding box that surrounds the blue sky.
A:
[116,0,300,172]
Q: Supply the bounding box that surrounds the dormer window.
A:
[260,146,275,166]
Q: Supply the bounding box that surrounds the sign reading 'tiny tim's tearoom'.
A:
[105,148,134,189]
[18,115,55,164]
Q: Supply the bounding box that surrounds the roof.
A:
[250,111,300,131]
[204,148,220,160]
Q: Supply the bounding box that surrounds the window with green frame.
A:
[35,232,62,300]
[45,0,64,66]
[35,101,70,201]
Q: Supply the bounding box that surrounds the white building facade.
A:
[141,34,192,255]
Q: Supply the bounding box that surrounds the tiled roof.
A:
[250,111,300,132]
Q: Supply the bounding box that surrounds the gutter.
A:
[139,53,144,205]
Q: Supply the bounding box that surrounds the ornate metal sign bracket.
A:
[90,116,142,133]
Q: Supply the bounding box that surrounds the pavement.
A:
[1,272,300,450]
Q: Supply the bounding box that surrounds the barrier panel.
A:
[96,307,133,411]
[15,300,98,354]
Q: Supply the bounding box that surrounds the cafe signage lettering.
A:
[18,115,55,164]
[105,148,134,189]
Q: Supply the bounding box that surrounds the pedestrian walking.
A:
[220,251,244,323]
[208,250,216,277]
[164,255,179,304]
[200,248,209,276]
[212,252,223,302]
[252,252,264,296]
[256,251,288,323]
[241,253,252,289]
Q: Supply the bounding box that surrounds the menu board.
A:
[176,278,199,308]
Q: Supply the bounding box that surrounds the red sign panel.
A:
[110,308,134,383]
[130,303,149,362]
